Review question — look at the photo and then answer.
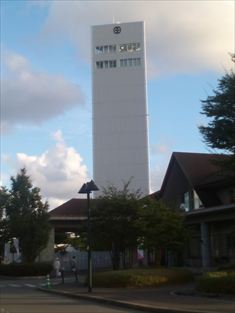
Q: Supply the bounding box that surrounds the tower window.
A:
[109,60,116,68]
[96,61,103,69]
[95,45,116,54]
[95,60,117,69]
[119,42,141,52]
[95,46,103,54]
[120,58,141,67]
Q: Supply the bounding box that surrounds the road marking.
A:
[8,283,20,287]
[24,283,36,288]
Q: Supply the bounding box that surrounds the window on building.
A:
[184,192,190,212]
[183,190,203,211]
[104,60,109,68]
[95,45,116,54]
[193,191,203,209]
[96,60,116,69]
[128,58,133,66]
[96,61,103,69]
[95,46,103,54]
[119,42,141,52]
[120,59,127,67]
[119,44,127,52]
[133,58,141,66]
[109,60,116,68]
[133,42,140,51]
[120,58,141,67]
[127,43,132,51]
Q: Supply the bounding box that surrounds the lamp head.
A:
[78,180,99,194]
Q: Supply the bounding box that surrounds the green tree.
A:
[0,186,9,220]
[0,187,10,256]
[138,198,188,266]
[4,168,51,263]
[92,182,141,270]
[199,59,235,175]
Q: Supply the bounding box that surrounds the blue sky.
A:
[1,0,234,208]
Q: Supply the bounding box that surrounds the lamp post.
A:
[78,180,99,293]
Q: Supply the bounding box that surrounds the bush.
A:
[196,271,235,295]
[93,267,194,288]
[0,262,53,277]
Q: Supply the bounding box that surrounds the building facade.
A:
[92,21,150,195]
[151,152,235,268]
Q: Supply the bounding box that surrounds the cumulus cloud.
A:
[41,1,234,76]
[1,51,84,133]
[15,130,90,209]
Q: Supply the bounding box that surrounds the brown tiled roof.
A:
[49,198,88,218]
[160,152,231,196]
[173,152,229,186]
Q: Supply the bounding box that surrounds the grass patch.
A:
[196,271,235,295]
[93,267,194,288]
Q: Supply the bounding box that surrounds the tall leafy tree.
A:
[0,187,9,220]
[92,182,141,270]
[0,187,10,256]
[4,168,51,263]
[138,198,188,265]
[199,58,235,175]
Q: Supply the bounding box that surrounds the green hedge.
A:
[0,262,53,277]
[93,267,194,288]
[196,271,235,295]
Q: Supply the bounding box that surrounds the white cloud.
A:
[15,131,90,209]
[1,51,84,133]
[41,1,234,76]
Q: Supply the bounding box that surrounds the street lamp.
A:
[78,180,99,292]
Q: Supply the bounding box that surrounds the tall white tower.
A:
[92,21,149,195]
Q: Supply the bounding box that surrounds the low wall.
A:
[56,250,112,272]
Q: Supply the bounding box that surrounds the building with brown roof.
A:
[49,198,88,232]
[152,152,235,268]
[48,152,234,269]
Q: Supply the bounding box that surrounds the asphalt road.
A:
[0,278,143,313]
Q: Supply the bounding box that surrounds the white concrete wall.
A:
[37,228,55,263]
[92,21,150,195]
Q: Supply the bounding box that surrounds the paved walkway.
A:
[39,276,235,313]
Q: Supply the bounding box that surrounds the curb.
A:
[38,287,220,313]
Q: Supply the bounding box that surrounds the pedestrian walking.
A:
[59,257,65,284]
[54,257,61,277]
[71,256,79,282]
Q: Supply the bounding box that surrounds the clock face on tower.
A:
[113,26,121,34]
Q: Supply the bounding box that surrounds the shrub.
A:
[93,267,194,288]
[0,262,53,277]
[196,271,235,295]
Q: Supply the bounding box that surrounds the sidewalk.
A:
[39,275,235,313]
